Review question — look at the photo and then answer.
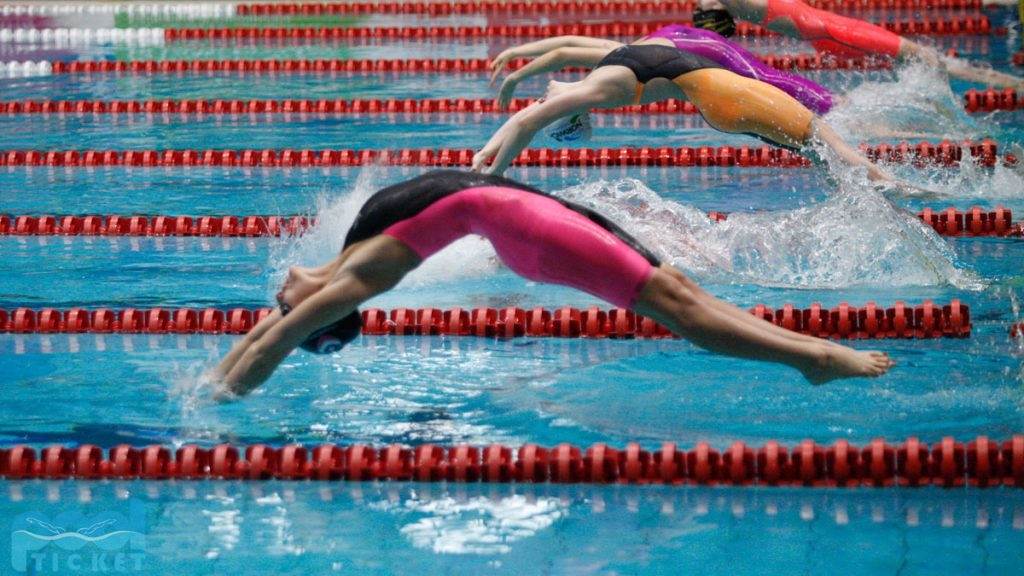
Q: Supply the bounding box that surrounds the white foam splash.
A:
[827,59,979,141]
[822,60,1024,201]
[556,177,980,290]
[266,169,980,293]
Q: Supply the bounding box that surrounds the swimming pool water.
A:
[1,3,1024,574]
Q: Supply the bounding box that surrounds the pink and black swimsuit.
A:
[346,170,659,309]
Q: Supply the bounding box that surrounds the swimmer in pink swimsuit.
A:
[214,170,894,396]
[694,0,1024,89]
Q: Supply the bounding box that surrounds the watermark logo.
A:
[10,499,146,572]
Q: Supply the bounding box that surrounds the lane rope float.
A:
[1,436,1019,487]
[0,0,987,19]
[0,300,973,339]
[0,206,1019,238]
[0,140,1014,169]
[1,92,1017,114]
[157,18,997,41]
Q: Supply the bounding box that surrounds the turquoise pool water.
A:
[1,3,1024,574]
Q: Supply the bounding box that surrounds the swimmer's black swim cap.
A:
[299,310,362,354]
[693,8,737,38]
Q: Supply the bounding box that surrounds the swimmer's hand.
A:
[211,385,241,403]
[488,48,521,85]
[470,149,493,173]
[201,371,241,402]
[496,76,521,111]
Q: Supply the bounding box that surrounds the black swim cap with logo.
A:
[299,310,362,354]
[692,9,737,37]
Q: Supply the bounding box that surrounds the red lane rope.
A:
[4,91,1017,115]
[963,88,1024,112]
[1,436,1019,486]
[0,214,314,237]
[232,0,986,17]
[0,96,795,116]
[0,141,1013,169]
[233,0,986,17]
[0,300,972,339]
[48,55,895,75]
[0,206,1017,239]
[164,17,996,42]
[233,0,700,17]
[709,205,1021,237]
[915,206,1021,237]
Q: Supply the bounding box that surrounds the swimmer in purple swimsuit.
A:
[693,0,1024,90]
[214,170,893,396]
[479,42,904,183]
[490,25,834,114]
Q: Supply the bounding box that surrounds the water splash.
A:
[165,354,230,446]
[556,178,980,289]
[823,60,1024,201]
[828,59,982,141]
[256,169,980,292]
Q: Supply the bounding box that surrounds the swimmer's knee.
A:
[639,266,701,310]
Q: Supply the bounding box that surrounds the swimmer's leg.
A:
[809,119,891,182]
[677,69,814,149]
[635,265,895,384]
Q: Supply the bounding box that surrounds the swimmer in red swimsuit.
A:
[695,0,1024,90]
[473,43,897,182]
[214,170,894,396]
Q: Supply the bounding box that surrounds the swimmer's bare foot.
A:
[799,347,895,385]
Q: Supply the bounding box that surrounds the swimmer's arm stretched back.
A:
[476,74,629,173]
[495,47,613,109]
[489,36,624,82]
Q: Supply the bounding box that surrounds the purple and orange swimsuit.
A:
[642,24,834,114]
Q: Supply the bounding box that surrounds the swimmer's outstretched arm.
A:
[494,47,612,109]
[472,101,555,174]
[938,53,1024,91]
[215,237,421,396]
[475,70,632,173]
[213,306,286,384]
[898,42,1024,90]
[490,36,624,83]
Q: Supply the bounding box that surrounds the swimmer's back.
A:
[345,170,660,266]
[595,44,724,83]
[345,170,542,247]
